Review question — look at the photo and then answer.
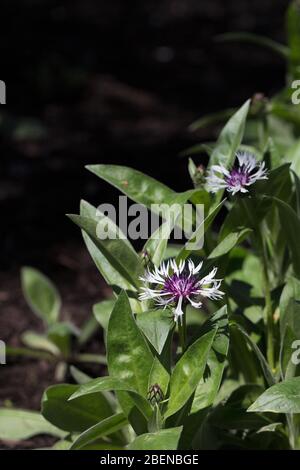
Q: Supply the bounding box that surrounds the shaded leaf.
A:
[70,413,127,450]
[192,306,229,412]
[41,384,114,433]
[21,267,61,325]
[208,228,252,259]
[136,309,174,354]
[248,377,300,413]
[165,329,217,418]
[128,427,182,450]
[0,409,66,440]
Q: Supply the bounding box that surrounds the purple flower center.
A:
[162,273,199,299]
[226,168,250,188]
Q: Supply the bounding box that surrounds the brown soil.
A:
[0,243,111,449]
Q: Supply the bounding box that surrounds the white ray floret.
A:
[139,259,224,322]
[206,151,268,195]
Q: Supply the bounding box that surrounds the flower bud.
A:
[192,164,206,187]
[147,383,164,406]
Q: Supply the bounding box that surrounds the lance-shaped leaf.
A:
[86,164,175,208]
[21,267,61,326]
[107,291,153,395]
[208,99,250,203]
[231,322,275,387]
[216,32,288,58]
[128,427,183,450]
[0,409,66,440]
[41,384,114,433]
[272,196,300,277]
[87,164,203,236]
[70,413,127,450]
[106,291,153,429]
[248,377,300,413]
[177,199,226,261]
[79,200,135,291]
[69,376,152,420]
[192,306,229,412]
[67,209,144,290]
[142,189,208,266]
[279,277,300,379]
[287,0,300,80]
[136,309,175,354]
[148,358,170,396]
[165,329,217,418]
[21,331,60,356]
[208,228,252,259]
[93,299,115,332]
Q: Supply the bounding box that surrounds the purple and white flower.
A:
[139,259,224,322]
[206,151,268,195]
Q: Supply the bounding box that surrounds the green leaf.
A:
[106,291,153,429]
[148,357,170,396]
[189,109,236,132]
[70,413,127,450]
[41,384,114,432]
[21,267,61,325]
[68,211,143,290]
[287,1,300,80]
[69,376,135,399]
[128,427,182,450]
[107,291,153,396]
[78,316,99,346]
[165,329,217,418]
[142,222,171,267]
[192,306,229,412]
[93,299,115,332]
[207,100,250,204]
[291,169,300,216]
[188,157,197,181]
[280,277,300,339]
[177,199,226,261]
[68,376,152,420]
[79,200,134,291]
[248,377,300,413]
[216,32,288,58]
[0,409,66,440]
[69,366,92,385]
[86,164,175,208]
[136,309,174,354]
[86,166,200,249]
[272,196,300,277]
[211,385,268,431]
[279,277,300,379]
[285,142,300,178]
[208,228,252,259]
[47,322,79,356]
[21,331,60,356]
[231,322,275,387]
[209,100,250,170]
[141,189,205,266]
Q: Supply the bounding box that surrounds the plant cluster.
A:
[1,0,300,451]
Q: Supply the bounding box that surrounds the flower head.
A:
[206,151,268,195]
[139,259,224,322]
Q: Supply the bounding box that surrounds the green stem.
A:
[6,346,56,361]
[73,353,107,365]
[178,311,187,355]
[287,414,296,450]
[260,229,275,371]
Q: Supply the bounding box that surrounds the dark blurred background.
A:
[0,0,291,423]
[0,0,288,271]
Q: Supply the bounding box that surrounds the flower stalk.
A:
[177,307,187,354]
[261,234,275,371]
